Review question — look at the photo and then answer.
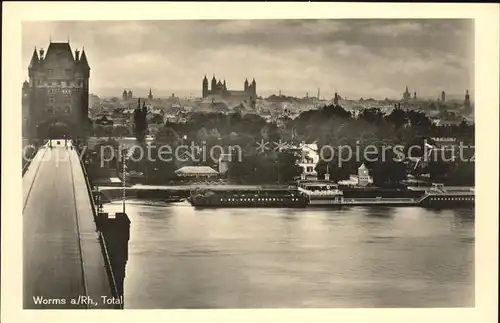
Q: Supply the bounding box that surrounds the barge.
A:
[297,182,474,208]
[189,187,308,208]
[417,184,475,208]
[92,187,188,204]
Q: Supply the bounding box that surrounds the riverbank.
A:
[97,183,474,192]
[94,183,474,209]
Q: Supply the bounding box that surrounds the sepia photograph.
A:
[2,2,499,322]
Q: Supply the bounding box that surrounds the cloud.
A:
[363,21,424,36]
[22,19,474,99]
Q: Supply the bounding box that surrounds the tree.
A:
[386,104,407,130]
[366,149,407,188]
[196,127,209,141]
[143,142,178,184]
[92,125,112,137]
[141,102,473,186]
[150,114,164,124]
[275,151,301,183]
[406,110,432,136]
[86,138,120,180]
[155,125,182,146]
[260,123,280,143]
[239,113,267,134]
[448,160,475,185]
[428,158,453,183]
[322,104,352,119]
[358,107,385,124]
[112,125,131,137]
[226,153,285,184]
[315,157,351,183]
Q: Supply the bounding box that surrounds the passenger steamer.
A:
[296,182,345,206]
[189,187,308,208]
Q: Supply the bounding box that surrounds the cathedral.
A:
[402,86,417,103]
[202,75,257,100]
[122,89,133,100]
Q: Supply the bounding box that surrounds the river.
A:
[102,201,474,308]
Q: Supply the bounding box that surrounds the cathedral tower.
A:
[211,74,217,92]
[464,90,471,110]
[402,86,411,102]
[202,75,209,98]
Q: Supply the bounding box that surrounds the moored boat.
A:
[189,187,307,208]
[297,181,344,206]
[418,183,474,208]
[298,181,474,208]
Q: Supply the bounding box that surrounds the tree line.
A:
[86,103,474,187]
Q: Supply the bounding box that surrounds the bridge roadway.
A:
[23,140,115,309]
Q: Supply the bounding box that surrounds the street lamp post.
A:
[122,151,127,214]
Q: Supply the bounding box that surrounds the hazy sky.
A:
[22,19,474,100]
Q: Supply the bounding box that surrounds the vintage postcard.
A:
[1,2,498,323]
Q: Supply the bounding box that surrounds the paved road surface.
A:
[23,140,115,309]
[23,142,87,309]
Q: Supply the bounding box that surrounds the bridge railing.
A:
[22,140,47,176]
[75,143,122,308]
[22,149,36,176]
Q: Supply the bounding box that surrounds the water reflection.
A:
[453,208,475,221]
[361,206,397,218]
[102,202,474,308]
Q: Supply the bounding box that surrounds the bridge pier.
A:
[95,212,131,301]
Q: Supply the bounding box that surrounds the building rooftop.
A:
[175,166,219,176]
[44,42,75,61]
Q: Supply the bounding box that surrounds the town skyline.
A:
[22,19,474,100]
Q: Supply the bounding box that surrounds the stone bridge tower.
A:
[26,41,91,139]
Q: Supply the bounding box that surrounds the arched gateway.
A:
[34,113,91,140]
[38,118,73,139]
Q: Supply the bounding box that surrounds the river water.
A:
[102,201,474,308]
